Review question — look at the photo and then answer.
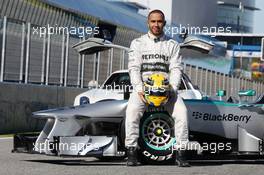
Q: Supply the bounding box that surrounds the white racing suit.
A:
[125,32,189,149]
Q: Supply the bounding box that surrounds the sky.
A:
[253,0,264,33]
[135,0,264,34]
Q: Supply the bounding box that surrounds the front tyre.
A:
[138,111,176,164]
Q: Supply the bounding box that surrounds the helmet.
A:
[144,74,170,107]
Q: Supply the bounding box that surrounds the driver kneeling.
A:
[126,9,190,167]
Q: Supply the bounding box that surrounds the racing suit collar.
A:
[147,31,165,42]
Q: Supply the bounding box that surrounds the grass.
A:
[0,132,40,138]
[0,134,14,138]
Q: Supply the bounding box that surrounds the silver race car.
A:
[12,86,264,164]
[13,37,264,164]
[73,69,203,105]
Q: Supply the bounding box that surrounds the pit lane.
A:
[0,138,263,175]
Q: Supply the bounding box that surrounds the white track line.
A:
[0,137,12,140]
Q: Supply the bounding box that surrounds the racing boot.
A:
[175,150,191,167]
[126,147,138,166]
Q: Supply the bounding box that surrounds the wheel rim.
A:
[141,113,175,151]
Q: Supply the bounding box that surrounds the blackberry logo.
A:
[192,112,251,123]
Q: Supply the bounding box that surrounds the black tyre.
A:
[138,111,176,164]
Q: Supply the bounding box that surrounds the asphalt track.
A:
[1,138,264,175]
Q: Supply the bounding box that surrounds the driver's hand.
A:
[138,92,147,103]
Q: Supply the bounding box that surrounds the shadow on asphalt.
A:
[24,159,264,166]
[190,160,264,166]
[24,159,126,166]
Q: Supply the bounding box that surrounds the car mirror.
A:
[216,90,226,101]
[216,90,226,97]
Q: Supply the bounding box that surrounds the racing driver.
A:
[125,9,190,167]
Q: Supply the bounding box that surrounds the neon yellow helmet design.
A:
[144,74,171,107]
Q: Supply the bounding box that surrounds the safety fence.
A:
[1,16,264,101]
[0,16,129,87]
[184,64,264,101]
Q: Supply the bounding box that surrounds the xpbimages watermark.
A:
[32,24,100,38]
[164,24,232,37]
[33,141,100,153]
[170,141,232,154]
[103,83,167,95]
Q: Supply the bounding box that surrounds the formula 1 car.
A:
[73,69,203,105]
[12,89,264,164]
[12,37,264,164]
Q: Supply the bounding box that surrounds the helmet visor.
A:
[144,87,170,97]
